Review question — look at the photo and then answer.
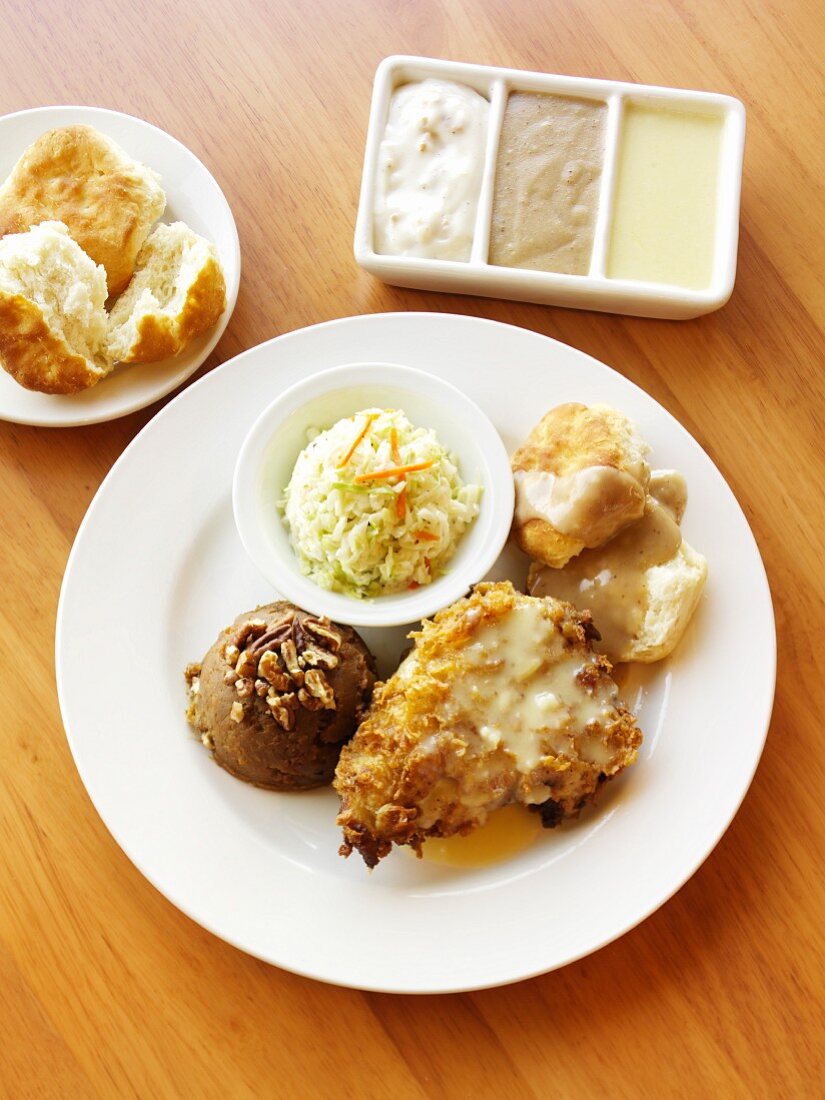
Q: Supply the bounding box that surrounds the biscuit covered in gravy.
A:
[511,402,651,568]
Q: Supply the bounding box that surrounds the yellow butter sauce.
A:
[607,104,723,289]
[417,804,541,868]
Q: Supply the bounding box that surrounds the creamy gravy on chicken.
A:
[443,599,620,775]
[529,470,687,658]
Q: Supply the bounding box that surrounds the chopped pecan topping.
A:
[235,677,254,699]
[304,618,341,651]
[216,609,344,726]
[300,646,339,670]
[233,619,267,649]
[184,662,201,696]
[235,648,257,679]
[248,612,296,658]
[297,688,324,711]
[258,649,291,690]
[266,689,297,730]
[272,706,294,730]
[302,669,335,709]
[280,639,304,685]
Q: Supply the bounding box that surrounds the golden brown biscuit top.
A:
[511,402,641,478]
[0,125,165,294]
[510,402,650,550]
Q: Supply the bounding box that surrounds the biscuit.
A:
[511,402,651,568]
[107,222,226,363]
[527,467,708,664]
[632,539,707,662]
[0,125,166,295]
[0,221,110,394]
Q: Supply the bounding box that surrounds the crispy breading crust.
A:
[335,581,642,868]
[0,290,106,394]
[0,125,166,294]
[511,402,650,568]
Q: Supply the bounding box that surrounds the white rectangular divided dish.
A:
[354,56,746,320]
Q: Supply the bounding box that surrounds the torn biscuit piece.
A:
[0,221,110,394]
[529,469,707,664]
[107,221,226,364]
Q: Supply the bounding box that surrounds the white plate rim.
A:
[55,312,777,993]
[0,104,241,427]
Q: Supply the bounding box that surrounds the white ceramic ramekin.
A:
[232,362,514,627]
[354,56,746,320]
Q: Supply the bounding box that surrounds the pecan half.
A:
[303,618,341,651]
[280,639,304,686]
[233,619,267,649]
[248,615,296,659]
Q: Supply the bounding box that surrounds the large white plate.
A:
[0,105,240,427]
[56,313,775,993]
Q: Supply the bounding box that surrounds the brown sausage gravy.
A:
[490,93,606,275]
[529,471,687,660]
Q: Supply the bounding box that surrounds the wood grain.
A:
[1,1,823,1096]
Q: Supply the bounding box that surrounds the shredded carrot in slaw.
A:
[411,529,438,542]
[396,484,407,520]
[354,460,434,483]
[390,427,401,464]
[337,413,376,468]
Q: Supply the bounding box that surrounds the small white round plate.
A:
[56,313,775,993]
[0,105,240,427]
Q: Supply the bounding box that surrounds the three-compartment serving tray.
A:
[354,56,746,319]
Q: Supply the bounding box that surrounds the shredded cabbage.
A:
[281,408,482,597]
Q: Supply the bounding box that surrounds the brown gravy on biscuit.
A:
[529,470,686,658]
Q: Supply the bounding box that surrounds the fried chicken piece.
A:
[335,582,642,867]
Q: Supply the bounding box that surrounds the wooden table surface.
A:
[2,1,823,1096]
